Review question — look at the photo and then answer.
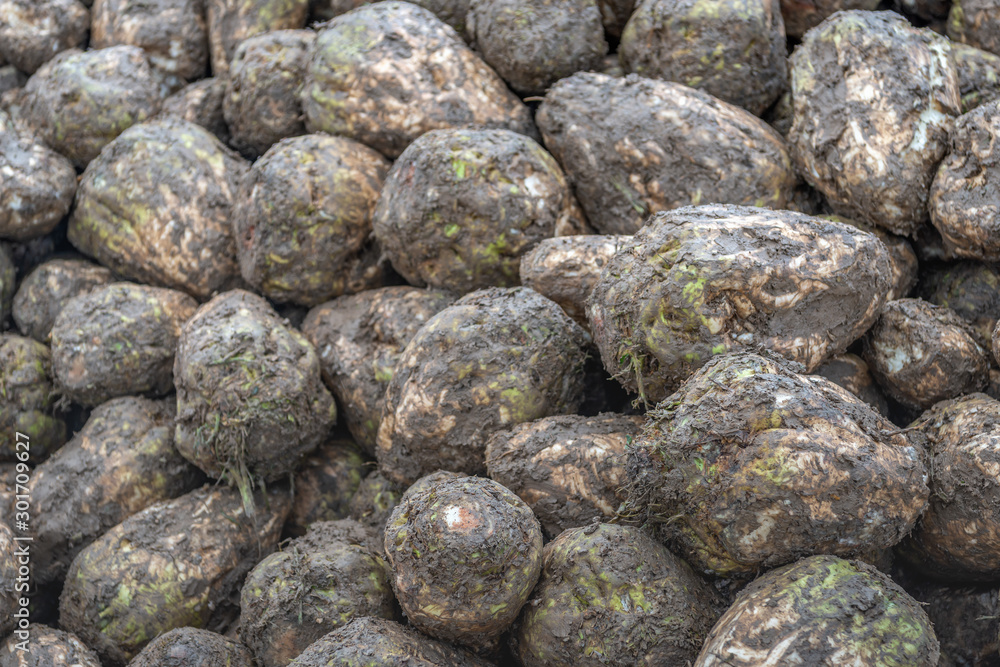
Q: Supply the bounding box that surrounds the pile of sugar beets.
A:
[3,0,1000,664]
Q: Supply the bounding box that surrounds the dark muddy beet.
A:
[160,77,230,144]
[779,0,879,38]
[288,438,368,536]
[897,394,1000,582]
[920,261,1000,349]
[588,205,892,404]
[519,235,628,329]
[813,353,891,417]
[0,335,66,462]
[864,299,989,410]
[0,121,76,242]
[623,352,929,578]
[485,413,643,538]
[128,627,254,667]
[223,30,313,159]
[28,396,203,585]
[240,523,398,666]
[173,290,336,489]
[59,484,291,666]
[0,0,89,75]
[536,73,795,235]
[513,523,724,667]
[383,476,543,650]
[12,259,114,343]
[69,117,248,300]
[823,214,918,302]
[21,46,161,169]
[49,282,198,406]
[205,0,308,76]
[619,0,786,116]
[0,625,102,667]
[372,128,586,294]
[376,287,588,487]
[288,617,492,667]
[788,11,960,236]
[694,556,939,666]
[234,134,391,306]
[930,100,1000,261]
[301,287,456,454]
[303,1,535,159]
[348,471,401,535]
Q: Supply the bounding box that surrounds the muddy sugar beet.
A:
[622,352,929,577]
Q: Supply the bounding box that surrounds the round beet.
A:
[301,287,456,453]
[288,438,368,536]
[91,0,209,86]
[303,1,535,159]
[0,335,66,462]
[383,475,543,650]
[0,0,89,75]
[514,523,723,667]
[223,30,313,158]
[0,122,76,242]
[128,628,254,667]
[69,117,248,299]
[863,298,989,410]
[174,290,336,490]
[620,0,786,116]
[12,260,114,344]
[21,46,161,169]
[373,128,584,294]
[49,282,198,406]
[205,0,308,76]
[160,77,230,144]
[920,261,1000,349]
[694,556,939,666]
[376,287,588,487]
[0,625,102,667]
[234,134,390,306]
[789,11,960,236]
[467,0,606,96]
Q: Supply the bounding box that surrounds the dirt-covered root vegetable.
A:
[513,523,723,667]
[623,352,929,577]
[0,522,16,638]
[895,394,1000,581]
[930,100,1000,261]
[694,555,939,666]
[21,46,162,169]
[466,0,606,96]
[240,524,397,666]
[0,335,66,462]
[223,30,313,159]
[619,0,786,116]
[383,476,543,649]
[234,134,390,306]
[824,214,918,302]
[174,290,336,491]
[301,287,456,453]
[348,471,401,533]
[59,484,291,666]
[920,261,1000,350]
[12,259,113,343]
[948,0,1000,56]
[588,205,892,404]
[788,11,960,237]
[864,298,989,410]
[49,283,198,406]
[813,353,890,417]
[288,439,369,536]
[779,0,878,38]
[28,397,204,585]
[373,129,584,294]
[0,124,76,242]
[69,117,247,299]
[289,617,492,667]
[485,413,643,537]
[536,73,796,235]
[160,77,230,144]
[0,625,102,667]
[953,43,1000,112]
[205,0,308,76]
[516,235,628,330]
[899,576,1000,667]
[128,628,254,667]
[377,287,588,487]
[303,2,535,160]
[91,0,209,86]
[0,0,89,75]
